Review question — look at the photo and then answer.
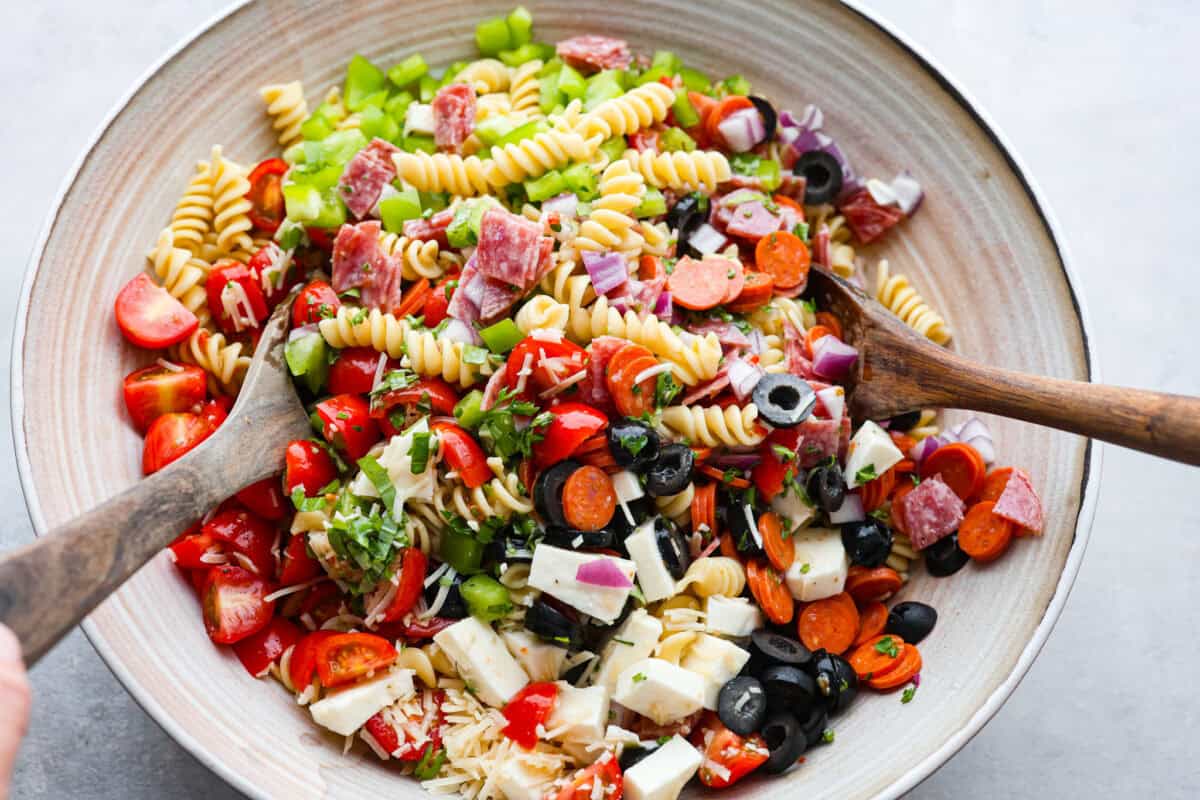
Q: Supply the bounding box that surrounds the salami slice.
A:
[796,416,841,467]
[331,221,386,292]
[360,254,405,314]
[477,208,544,289]
[580,336,626,408]
[899,475,966,550]
[478,277,524,322]
[725,200,784,241]
[432,83,477,153]
[403,208,455,247]
[339,140,398,220]
[446,256,482,324]
[838,188,905,244]
[811,223,832,268]
[993,469,1044,533]
[556,35,632,73]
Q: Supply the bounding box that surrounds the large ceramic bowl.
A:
[12,1,1098,797]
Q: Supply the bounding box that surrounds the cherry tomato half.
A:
[692,713,768,788]
[284,440,338,496]
[115,273,199,349]
[169,530,218,570]
[278,533,322,586]
[314,632,398,688]
[206,261,269,335]
[201,565,275,645]
[122,363,207,432]
[505,338,589,403]
[751,428,804,502]
[371,377,460,420]
[233,616,302,677]
[316,394,381,461]
[431,422,491,488]
[246,158,288,234]
[532,402,608,467]
[553,756,623,800]
[246,241,299,309]
[382,548,427,622]
[502,682,559,750]
[423,275,459,328]
[143,412,214,474]
[203,508,276,577]
[292,279,341,328]
[289,629,340,691]
[329,347,396,396]
[235,476,288,521]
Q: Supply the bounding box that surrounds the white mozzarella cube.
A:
[843,420,904,488]
[433,617,529,708]
[611,470,645,504]
[592,609,663,693]
[770,485,816,531]
[624,520,677,603]
[624,735,703,800]
[528,545,637,623]
[404,103,436,137]
[816,385,846,423]
[560,725,641,765]
[704,596,763,639]
[613,658,705,725]
[545,682,609,743]
[785,527,849,602]
[501,629,567,683]
[309,668,415,736]
[494,759,558,800]
[679,633,750,710]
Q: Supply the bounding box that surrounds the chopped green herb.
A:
[901,685,917,704]
[612,638,635,647]
[869,508,890,522]
[874,636,900,658]
[799,563,811,574]
[771,444,795,462]
[793,221,810,241]
[657,735,672,745]
[632,673,647,684]
[623,433,649,457]
[911,473,921,486]
[855,464,878,485]
[655,371,681,408]
[356,455,397,512]
[413,746,446,780]
[409,431,432,474]
[822,728,835,744]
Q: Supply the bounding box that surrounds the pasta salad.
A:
[112,8,1047,799]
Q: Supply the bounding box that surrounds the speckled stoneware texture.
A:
[12,1,1097,797]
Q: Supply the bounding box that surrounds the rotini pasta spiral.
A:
[485,128,598,188]
[394,646,439,688]
[652,595,706,636]
[573,159,645,258]
[807,204,857,277]
[574,83,675,141]
[515,295,570,333]
[624,149,733,193]
[654,484,695,529]
[660,404,767,448]
[906,408,940,441]
[146,228,211,327]
[759,334,787,374]
[318,306,410,358]
[508,59,542,118]
[168,161,215,253]
[378,231,449,281]
[498,562,539,608]
[638,220,672,258]
[403,329,492,387]
[676,557,747,598]
[886,532,917,581]
[874,260,951,344]
[539,261,596,312]
[169,328,251,394]
[259,81,308,149]
[437,458,533,521]
[423,642,458,677]
[454,58,511,94]
[392,151,492,197]
[474,92,512,122]
[209,146,254,255]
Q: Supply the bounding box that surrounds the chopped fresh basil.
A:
[855,464,878,485]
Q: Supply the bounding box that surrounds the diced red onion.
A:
[908,435,945,464]
[815,386,845,422]
[288,323,320,342]
[778,104,863,197]
[652,290,673,320]
[727,357,764,402]
[711,453,760,470]
[947,416,995,464]
[541,192,579,218]
[442,318,481,346]
[829,493,865,524]
[889,171,924,215]
[688,223,727,255]
[717,108,766,153]
[582,250,628,296]
[811,336,858,380]
[576,559,633,588]
[748,329,767,355]
[610,295,634,316]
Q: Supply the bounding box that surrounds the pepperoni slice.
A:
[562,466,617,531]
[669,256,737,311]
[725,271,775,313]
[608,354,660,417]
[720,264,746,306]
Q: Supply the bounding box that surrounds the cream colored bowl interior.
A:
[13,1,1096,798]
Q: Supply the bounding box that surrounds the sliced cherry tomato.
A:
[316,394,381,461]
[328,347,394,395]
[502,682,560,749]
[205,260,269,335]
[532,402,608,467]
[143,412,214,474]
[233,616,302,677]
[691,713,769,788]
[203,508,276,577]
[284,440,338,496]
[289,629,341,691]
[314,632,398,688]
[201,565,275,645]
[423,275,460,328]
[390,616,457,641]
[431,422,491,488]
[122,363,207,432]
[246,241,299,308]
[235,476,288,521]
[382,548,428,622]
[245,158,288,234]
[505,337,590,402]
[751,428,803,501]
[115,273,199,349]
[299,581,343,626]
[198,399,229,431]
[278,533,323,586]
[169,530,219,570]
[292,279,341,327]
[371,376,460,420]
[553,754,623,800]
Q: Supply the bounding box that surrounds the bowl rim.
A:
[10,1,1101,798]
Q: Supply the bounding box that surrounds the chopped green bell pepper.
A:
[460,575,512,622]
[360,105,401,144]
[562,163,599,201]
[283,183,322,222]
[672,88,700,129]
[719,74,751,97]
[479,319,524,353]
[440,529,484,574]
[499,42,555,67]
[597,136,627,165]
[556,64,587,101]
[495,119,548,147]
[384,90,415,123]
[403,134,437,154]
[659,126,697,153]
[507,6,534,47]
[538,70,562,115]
[379,189,422,232]
[474,115,520,147]
[635,187,667,219]
[285,332,329,395]
[524,169,566,202]
[651,50,682,75]
[418,74,438,103]
[453,390,486,430]
[475,16,512,56]
[584,70,625,110]
[679,66,712,94]
[387,54,428,89]
[344,55,387,112]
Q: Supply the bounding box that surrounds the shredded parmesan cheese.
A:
[155,358,184,373]
[371,352,389,392]
[538,369,587,399]
[263,577,327,604]
[633,361,674,385]
[220,279,259,332]
[530,327,564,342]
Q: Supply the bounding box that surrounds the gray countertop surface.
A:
[3,1,1198,797]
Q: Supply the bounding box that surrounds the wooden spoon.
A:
[806,266,1200,465]
[0,291,312,666]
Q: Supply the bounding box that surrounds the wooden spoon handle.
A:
[0,433,281,666]
[922,356,1200,465]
